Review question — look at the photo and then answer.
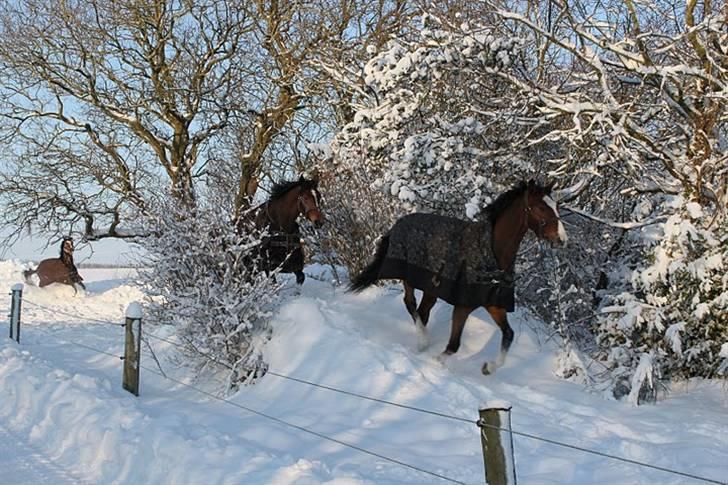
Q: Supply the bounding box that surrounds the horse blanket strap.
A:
[261,230,305,273]
[267,232,303,249]
[377,213,515,310]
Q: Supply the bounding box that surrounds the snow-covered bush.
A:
[138,199,280,390]
[597,198,728,401]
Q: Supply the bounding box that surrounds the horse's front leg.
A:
[482,305,514,375]
[295,270,305,285]
[440,305,475,359]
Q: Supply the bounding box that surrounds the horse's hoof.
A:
[482,363,492,375]
[437,350,453,364]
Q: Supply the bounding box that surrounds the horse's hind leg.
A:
[403,282,428,351]
[414,292,437,350]
[482,306,514,375]
[417,292,437,326]
[441,305,475,360]
[22,269,36,285]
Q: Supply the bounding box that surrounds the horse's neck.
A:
[267,191,299,233]
[491,197,528,271]
[61,252,75,268]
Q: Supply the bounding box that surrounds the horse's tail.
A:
[349,235,389,292]
[23,268,36,285]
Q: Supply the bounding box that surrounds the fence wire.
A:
[25,325,124,361]
[22,299,124,327]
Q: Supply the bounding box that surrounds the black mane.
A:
[269,178,318,201]
[485,181,538,224]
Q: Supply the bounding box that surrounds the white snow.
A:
[480,400,512,411]
[1,261,727,484]
[125,301,143,319]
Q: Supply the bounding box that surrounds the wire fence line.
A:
[138,363,466,484]
[10,296,728,485]
[18,321,468,484]
[25,325,124,361]
[474,420,727,485]
[22,299,125,327]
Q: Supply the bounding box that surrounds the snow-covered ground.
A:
[1,260,726,485]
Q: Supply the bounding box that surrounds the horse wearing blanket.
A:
[350,180,567,375]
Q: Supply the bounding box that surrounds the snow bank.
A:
[0,343,350,484]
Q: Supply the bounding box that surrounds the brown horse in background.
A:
[350,180,568,375]
[23,237,86,293]
[255,177,324,285]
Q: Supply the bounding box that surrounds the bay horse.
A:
[255,177,324,285]
[23,237,86,293]
[349,180,567,375]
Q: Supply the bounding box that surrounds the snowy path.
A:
[0,422,86,484]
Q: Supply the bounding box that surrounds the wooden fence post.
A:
[9,284,23,343]
[122,302,142,396]
[477,402,517,485]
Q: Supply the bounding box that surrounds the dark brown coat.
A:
[23,238,85,292]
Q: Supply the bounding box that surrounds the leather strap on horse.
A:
[267,231,303,249]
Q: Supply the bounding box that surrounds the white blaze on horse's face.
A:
[543,195,568,245]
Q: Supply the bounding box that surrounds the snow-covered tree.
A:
[597,198,728,401]
[497,0,727,399]
[332,13,531,217]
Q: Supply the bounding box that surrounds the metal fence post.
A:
[9,284,23,343]
[477,402,517,485]
[122,302,143,396]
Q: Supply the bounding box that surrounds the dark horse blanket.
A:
[260,224,305,274]
[378,213,515,310]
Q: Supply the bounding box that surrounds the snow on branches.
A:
[333,14,528,219]
[597,197,728,399]
[138,200,280,390]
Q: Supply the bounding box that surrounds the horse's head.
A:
[525,180,567,246]
[60,237,75,257]
[297,180,324,228]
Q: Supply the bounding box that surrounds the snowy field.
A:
[0,260,726,485]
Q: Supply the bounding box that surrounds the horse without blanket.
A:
[350,180,567,375]
[23,237,86,293]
